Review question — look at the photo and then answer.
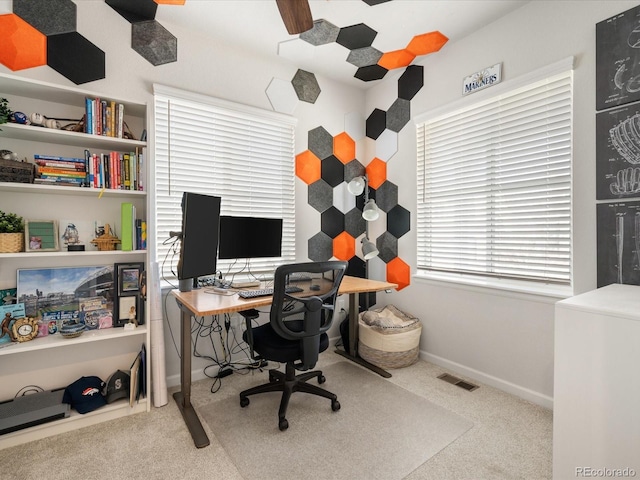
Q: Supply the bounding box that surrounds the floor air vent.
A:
[437,373,479,392]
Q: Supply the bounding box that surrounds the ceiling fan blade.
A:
[276,0,313,35]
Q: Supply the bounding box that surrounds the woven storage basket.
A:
[358,305,421,370]
[0,232,24,253]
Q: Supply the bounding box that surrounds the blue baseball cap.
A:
[62,376,106,414]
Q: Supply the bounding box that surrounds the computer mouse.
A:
[310,284,320,291]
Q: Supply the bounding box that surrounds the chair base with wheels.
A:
[240,361,340,431]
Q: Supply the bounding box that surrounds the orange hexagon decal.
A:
[387,257,410,290]
[295,150,321,185]
[155,0,186,4]
[333,231,355,261]
[378,49,416,70]
[406,31,448,56]
[366,158,387,189]
[0,14,47,71]
[333,132,355,164]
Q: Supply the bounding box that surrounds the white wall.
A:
[365,0,640,408]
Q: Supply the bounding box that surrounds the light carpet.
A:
[200,361,473,480]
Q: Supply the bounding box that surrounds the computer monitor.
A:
[176,192,221,292]
[218,216,282,259]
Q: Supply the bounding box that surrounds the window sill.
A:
[413,271,574,303]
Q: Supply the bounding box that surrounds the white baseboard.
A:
[420,351,554,410]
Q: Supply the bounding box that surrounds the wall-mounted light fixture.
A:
[348,175,380,260]
[347,175,379,221]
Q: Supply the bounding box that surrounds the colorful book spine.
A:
[36,167,85,178]
[34,160,85,170]
[34,155,85,163]
[121,202,135,251]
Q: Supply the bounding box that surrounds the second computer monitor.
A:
[218,216,282,259]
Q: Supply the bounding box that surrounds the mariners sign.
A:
[462,63,502,96]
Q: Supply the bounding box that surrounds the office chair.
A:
[239,260,348,430]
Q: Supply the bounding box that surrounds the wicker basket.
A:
[0,232,24,253]
[358,305,422,370]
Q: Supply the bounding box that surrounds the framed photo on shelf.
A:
[114,262,145,327]
[25,220,59,252]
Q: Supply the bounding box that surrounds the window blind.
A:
[154,85,296,282]
[416,68,572,285]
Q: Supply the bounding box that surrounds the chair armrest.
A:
[239,309,260,360]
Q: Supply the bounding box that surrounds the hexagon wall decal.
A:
[333,181,356,214]
[132,20,177,65]
[398,65,424,100]
[295,150,321,185]
[376,231,398,263]
[355,64,388,82]
[344,159,366,183]
[266,77,299,114]
[333,132,355,164]
[336,23,377,50]
[344,208,366,238]
[333,231,356,261]
[0,14,47,71]
[321,155,345,188]
[366,108,386,140]
[292,69,321,104]
[321,206,345,239]
[386,98,411,132]
[378,49,416,70]
[13,0,75,35]
[387,257,410,290]
[376,180,398,213]
[387,204,410,238]
[299,19,339,46]
[366,158,387,189]
[155,0,185,4]
[375,129,398,161]
[308,126,334,160]
[47,32,105,84]
[406,31,449,56]
[106,0,158,23]
[347,46,383,67]
[308,232,333,262]
[308,179,334,213]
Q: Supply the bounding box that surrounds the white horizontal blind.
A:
[416,69,572,284]
[154,86,296,282]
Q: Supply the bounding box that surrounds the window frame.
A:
[414,57,574,297]
[152,84,297,286]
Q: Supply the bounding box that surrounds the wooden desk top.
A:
[171,275,398,317]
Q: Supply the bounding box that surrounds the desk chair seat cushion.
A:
[243,320,329,365]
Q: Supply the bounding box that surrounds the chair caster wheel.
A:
[318,375,326,384]
[240,397,250,408]
[331,399,340,411]
[279,418,289,431]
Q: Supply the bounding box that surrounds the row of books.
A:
[85,97,125,137]
[32,152,144,190]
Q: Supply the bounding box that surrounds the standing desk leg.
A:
[172,305,210,448]
[335,292,391,378]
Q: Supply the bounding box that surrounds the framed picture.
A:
[25,220,59,252]
[114,262,145,327]
[114,262,144,296]
[114,294,142,328]
[16,266,114,320]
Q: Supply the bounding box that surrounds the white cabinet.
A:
[0,73,150,449]
[553,284,640,479]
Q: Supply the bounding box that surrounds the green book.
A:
[121,202,135,251]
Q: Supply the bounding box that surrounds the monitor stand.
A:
[179,278,201,292]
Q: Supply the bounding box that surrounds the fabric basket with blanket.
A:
[358,304,422,369]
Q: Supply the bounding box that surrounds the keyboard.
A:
[238,286,303,299]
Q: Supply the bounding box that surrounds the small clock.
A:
[11,317,39,343]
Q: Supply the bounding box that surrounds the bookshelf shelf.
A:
[0,181,147,197]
